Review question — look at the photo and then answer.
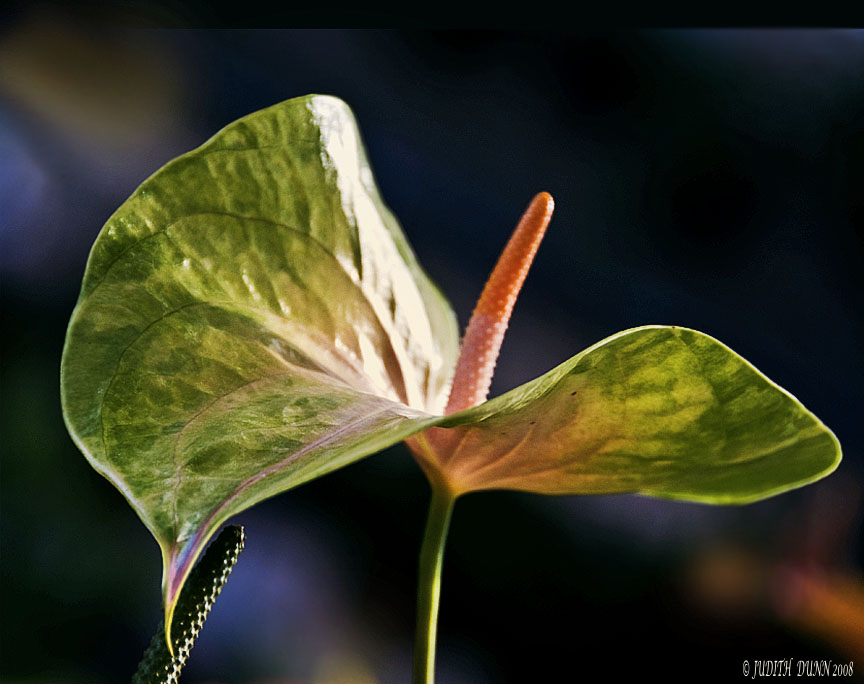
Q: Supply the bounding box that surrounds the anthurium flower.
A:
[61,95,840,658]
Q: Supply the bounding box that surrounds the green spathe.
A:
[436,325,839,501]
[61,94,841,643]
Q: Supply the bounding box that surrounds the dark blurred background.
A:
[1,18,863,684]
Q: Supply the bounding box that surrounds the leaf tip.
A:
[161,525,247,659]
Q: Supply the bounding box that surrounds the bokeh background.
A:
[1,18,863,684]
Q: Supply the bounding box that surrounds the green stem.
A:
[413,484,456,684]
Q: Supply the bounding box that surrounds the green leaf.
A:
[431,326,841,501]
[61,95,456,639]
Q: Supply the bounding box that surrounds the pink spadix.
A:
[445,192,554,414]
[407,192,554,489]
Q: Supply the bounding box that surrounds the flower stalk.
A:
[412,484,456,684]
[411,193,554,683]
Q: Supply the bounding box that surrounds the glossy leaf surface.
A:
[61,95,456,634]
[416,326,840,501]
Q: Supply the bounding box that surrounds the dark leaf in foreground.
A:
[132,525,245,683]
